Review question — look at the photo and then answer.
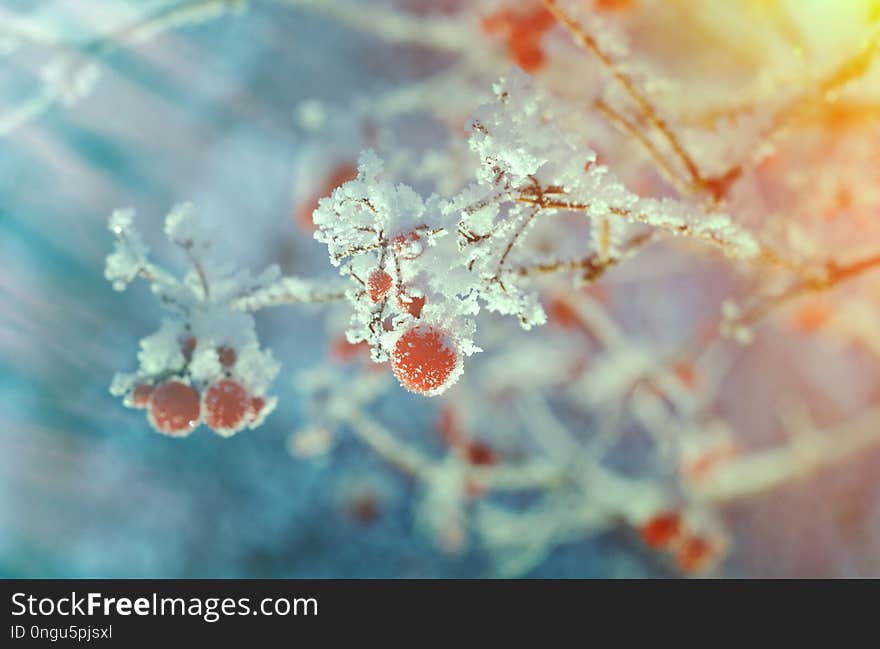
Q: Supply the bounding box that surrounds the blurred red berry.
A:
[481,5,556,72]
[676,535,716,573]
[436,406,465,447]
[348,493,381,525]
[547,296,582,329]
[330,336,370,363]
[296,163,358,231]
[465,441,496,466]
[638,511,682,549]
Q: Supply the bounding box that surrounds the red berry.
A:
[130,383,154,409]
[638,511,682,549]
[217,346,237,368]
[330,337,370,363]
[391,326,459,395]
[367,269,393,302]
[348,493,381,525]
[397,292,425,318]
[148,381,200,436]
[296,163,358,231]
[465,441,496,466]
[392,231,424,260]
[436,406,465,447]
[203,379,250,435]
[250,396,266,419]
[179,336,197,363]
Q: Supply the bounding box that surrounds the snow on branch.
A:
[105,202,344,436]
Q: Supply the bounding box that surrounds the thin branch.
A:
[509,230,659,282]
[543,0,704,188]
[593,98,693,196]
[730,251,880,330]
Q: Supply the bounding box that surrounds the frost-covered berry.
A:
[203,378,250,436]
[129,383,154,409]
[391,231,424,261]
[217,345,237,368]
[250,396,266,418]
[391,325,460,395]
[397,291,425,318]
[366,269,393,302]
[638,511,682,549]
[148,381,201,436]
[179,336,197,363]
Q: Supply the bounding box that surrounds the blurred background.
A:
[2,0,879,578]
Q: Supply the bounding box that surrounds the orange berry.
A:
[673,362,700,391]
[790,302,832,333]
[217,345,237,368]
[130,383,154,409]
[480,9,516,35]
[547,296,582,329]
[638,511,682,549]
[202,379,250,435]
[391,325,459,395]
[367,269,393,302]
[148,381,200,435]
[594,0,633,10]
[676,535,716,573]
[481,5,556,72]
[510,37,545,72]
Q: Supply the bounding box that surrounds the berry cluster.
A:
[638,510,725,574]
[125,338,273,437]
